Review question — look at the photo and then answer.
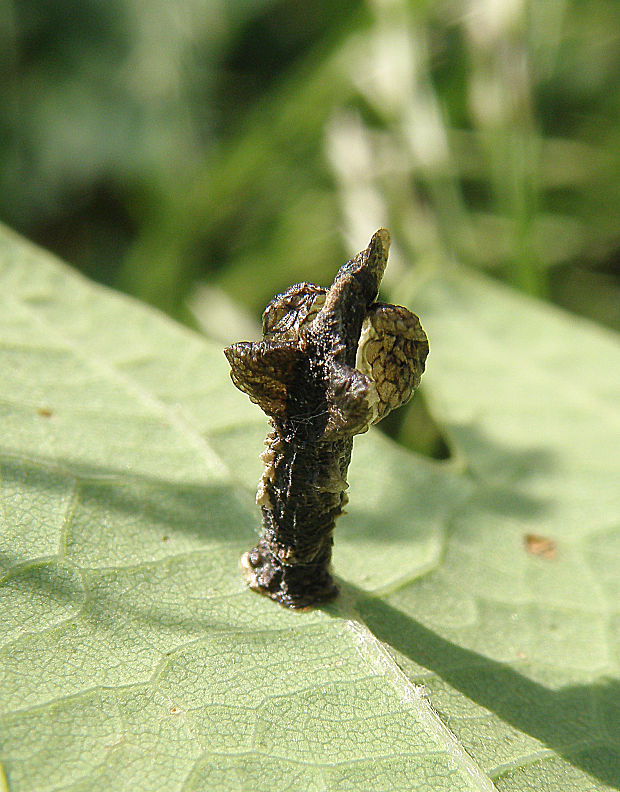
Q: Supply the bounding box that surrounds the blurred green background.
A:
[2,0,619,454]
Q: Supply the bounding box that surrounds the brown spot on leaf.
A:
[524,534,557,559]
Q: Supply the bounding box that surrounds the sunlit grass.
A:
[2,0,618,331]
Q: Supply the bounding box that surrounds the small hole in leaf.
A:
[376,389,451,460]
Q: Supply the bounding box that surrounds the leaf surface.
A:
[0,228,618,791]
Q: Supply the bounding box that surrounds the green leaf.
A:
[0,227,618,791]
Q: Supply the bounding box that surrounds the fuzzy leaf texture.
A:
[0,227,618,791]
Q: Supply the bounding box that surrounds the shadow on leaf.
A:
[330,583,620,790]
